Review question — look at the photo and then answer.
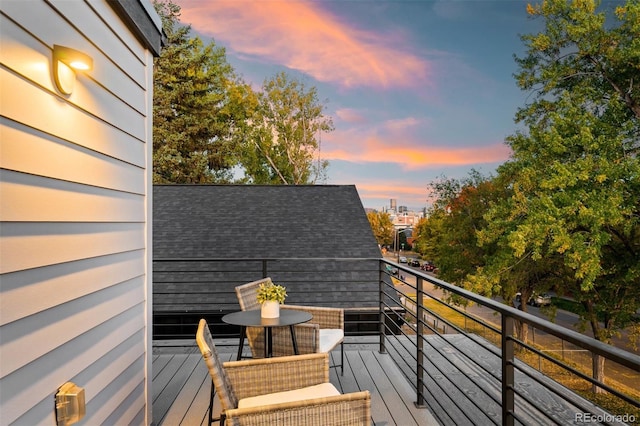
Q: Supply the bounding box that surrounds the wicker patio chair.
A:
[235,278,345,374]
[196,319,370,426]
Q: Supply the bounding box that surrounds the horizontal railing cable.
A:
[152,255,638,424]
[379,258,640,425]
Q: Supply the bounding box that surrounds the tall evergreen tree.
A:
[152,0,255,183]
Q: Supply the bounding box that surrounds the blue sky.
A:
[178,0,544,210]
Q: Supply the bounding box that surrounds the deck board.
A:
[153,353,195,422]
[158,351,209,425]
[385,334,628,426]
[152,342,439,426]
[152,329,628,426]
[373,351,436,424]
[360,350,421,425]
[345,350,395,425]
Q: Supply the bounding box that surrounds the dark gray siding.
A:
[153,185,381,312]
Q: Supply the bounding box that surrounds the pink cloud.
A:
[356,182,426,200]
[323,126,511,169]
[328,141,511,168]
[335,108,368,123]
[383,117,421,131]
[179,1,430,89]
[353,182,431,210]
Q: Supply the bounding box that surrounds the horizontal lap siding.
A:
[1,122,145,194]
[0,1,153,424]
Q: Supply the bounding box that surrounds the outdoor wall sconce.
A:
[52,44,93,95]
[55,381,85,425]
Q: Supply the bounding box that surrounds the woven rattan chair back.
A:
[235,278,271,311]
[196,319,238,411]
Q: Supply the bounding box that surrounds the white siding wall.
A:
[0,0,155,424]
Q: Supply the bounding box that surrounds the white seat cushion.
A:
[319,329,344,353]
[238,382,340,408]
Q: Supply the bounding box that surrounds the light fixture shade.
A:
[53,45,93,70]
[52,45,93,95]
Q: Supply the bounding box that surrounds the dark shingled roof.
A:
[152,185,383,312]
[153,184,380,259]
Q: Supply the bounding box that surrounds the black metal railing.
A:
[152,257,391,340]
[151,256,639,424]
[379,258,640,426]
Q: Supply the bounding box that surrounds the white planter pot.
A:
[261,301,280,318]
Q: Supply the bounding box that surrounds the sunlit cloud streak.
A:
[353,181,434,210]
[179,1,430,89]
[335,108,368,123]
[325,140,510,169]
[323,117,512,169]
[357,182,427,202]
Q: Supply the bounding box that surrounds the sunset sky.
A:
[177,0,543,211]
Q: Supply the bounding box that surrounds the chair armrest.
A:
[282,305,344,330]
[224,353,329,399]
[272,323,320,356]
[225,391,371,426]
[245,323,320,358]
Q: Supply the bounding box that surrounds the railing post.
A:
[502,314,515,426]
[262,259,267,278]
[379,264,386,354]
[415,275,426,408]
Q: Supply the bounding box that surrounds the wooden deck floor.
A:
[153,335,627,426]
[152,339,439,426]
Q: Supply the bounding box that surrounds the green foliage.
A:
[152,0,255,183]
[256,279,287,304]
[475,0,640,344]
[519,0,640,121]
[398,230,412,251]
[410,217,430,255]
[367,211,394,247]
[239,72,333,184]
[416,170,502,287]
[152,3,330,185]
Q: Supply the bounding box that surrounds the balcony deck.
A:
[151,257,639,425]
[152,338,439,426]
[153,334,633,426]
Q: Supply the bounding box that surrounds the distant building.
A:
[393,214,418,228]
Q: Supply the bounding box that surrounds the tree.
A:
[152,4,331,186]
[411,217,431,256]
[367,211,394,248]
[474,0,640,389]
[519,0,640,122]
[398,230,412,252]
[417,171,501,286]
[240,72,333,184]
[152,0,255,183]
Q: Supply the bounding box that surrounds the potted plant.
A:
[256,279,287,318]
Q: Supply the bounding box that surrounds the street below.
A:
[384,253,639,391]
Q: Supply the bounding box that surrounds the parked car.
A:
[399,256,408,263]
[421,261,436,272]
[409,259,421,267]
[528,293,552,307]
[385,265,399,276]
[514,292,552,308]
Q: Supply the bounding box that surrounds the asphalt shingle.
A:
[153,185,381,311]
